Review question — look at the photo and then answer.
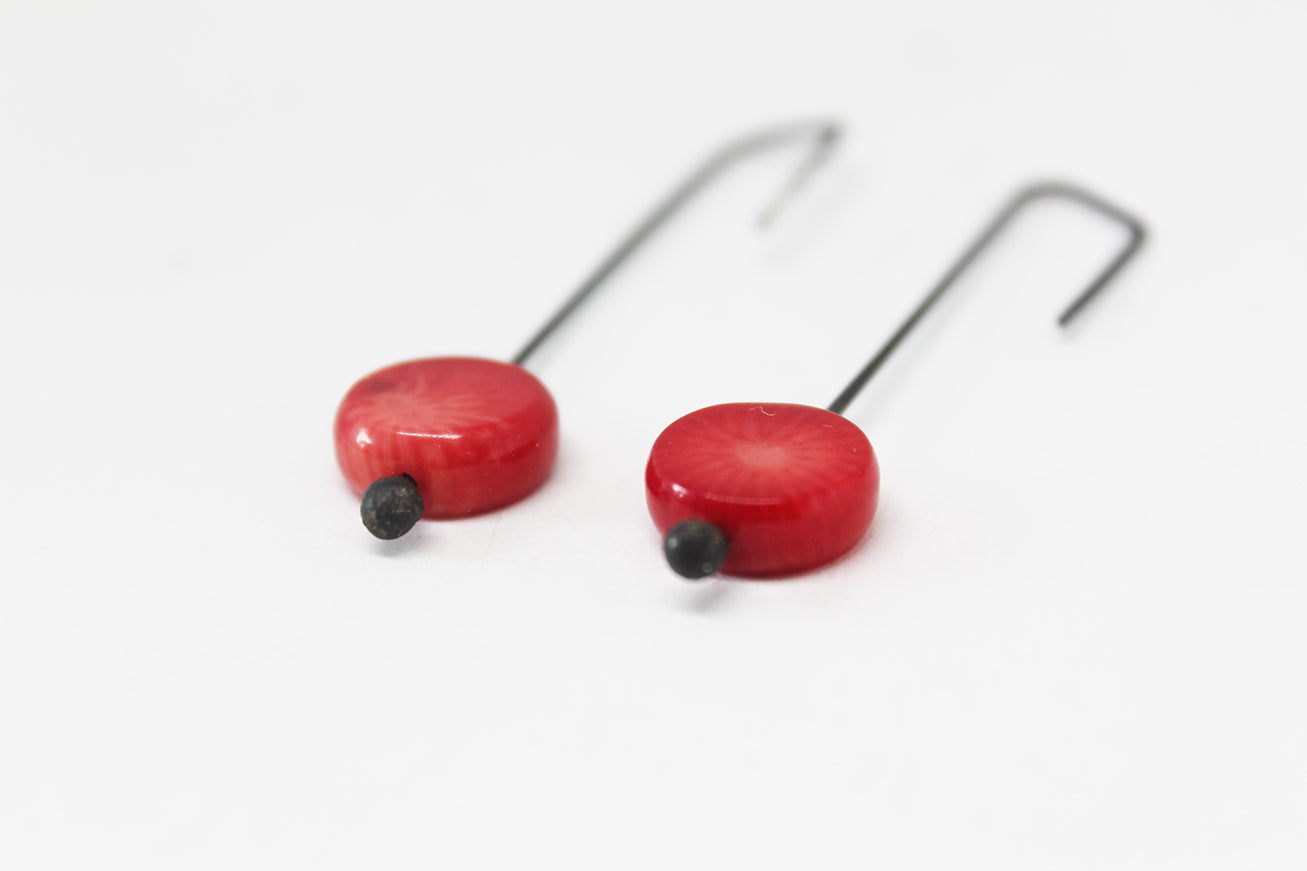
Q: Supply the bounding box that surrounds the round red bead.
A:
[645,403,879,577]
[334,357,559,518]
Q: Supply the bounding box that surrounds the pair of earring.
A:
[333,120,1146,579]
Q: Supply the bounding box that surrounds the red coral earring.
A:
[647,182,1148,578]
[335,120,842,539]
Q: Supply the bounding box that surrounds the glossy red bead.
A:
[646,403,879,577]
[335,357,559,518]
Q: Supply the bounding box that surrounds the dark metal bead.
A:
[360,474,424,540]
[663,519,728,580]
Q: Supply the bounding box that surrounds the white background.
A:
[2,1,1304,868]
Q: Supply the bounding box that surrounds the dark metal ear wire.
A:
[511,120,842,366]
[826,181,1147,415]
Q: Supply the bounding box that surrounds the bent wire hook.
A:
[827,181,1148,415]
[512,120,842,365]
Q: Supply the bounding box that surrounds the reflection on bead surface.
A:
[335,357,559,518]
[645,403,879,577]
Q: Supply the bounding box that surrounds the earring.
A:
[334,120,842,539]
[646,182,1147,578]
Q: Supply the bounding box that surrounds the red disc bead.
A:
[334,357,559,518]
[646,403,879,577]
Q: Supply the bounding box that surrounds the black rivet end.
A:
[360,474,424,540]
[664,520,728,580]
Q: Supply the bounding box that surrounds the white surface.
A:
[2,1,1305,867]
